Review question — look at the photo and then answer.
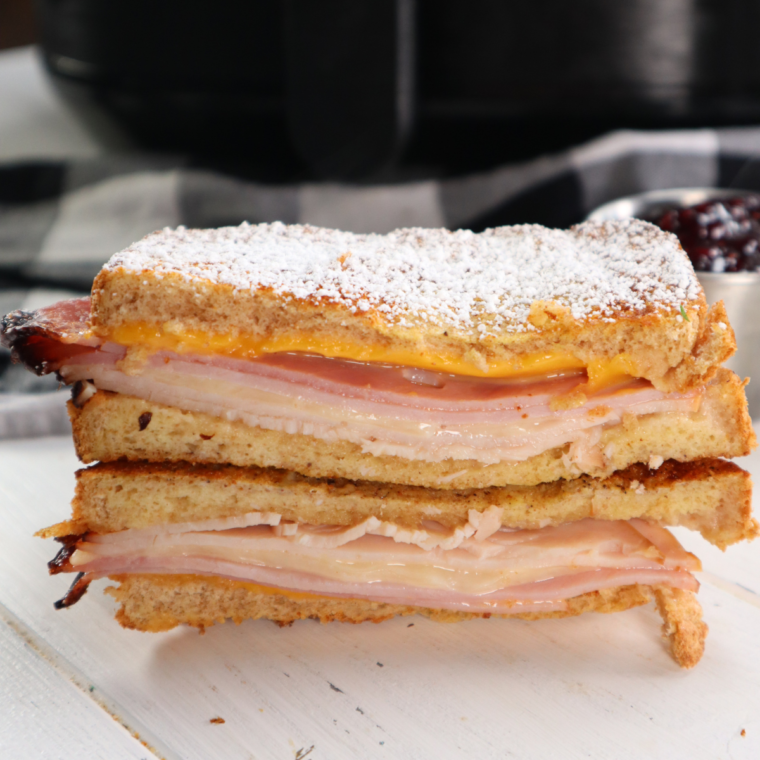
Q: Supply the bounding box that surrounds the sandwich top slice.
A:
[89,220,728,392]
[1,220,753,488]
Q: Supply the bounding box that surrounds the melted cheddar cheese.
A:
[104,322,639,391]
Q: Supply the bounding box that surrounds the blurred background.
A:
[6,1,760,177]
[8,0,760,182]
[6,1,760,265]
[0,0,35,49]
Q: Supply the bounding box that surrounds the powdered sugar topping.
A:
[105,219,700,334]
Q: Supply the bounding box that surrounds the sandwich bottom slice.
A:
[41,460,758,667]
[42,459,756,669]
[106,575,705,670]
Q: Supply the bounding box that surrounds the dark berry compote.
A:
[644,195,760,273]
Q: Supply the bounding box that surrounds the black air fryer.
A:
[37,0,760,180]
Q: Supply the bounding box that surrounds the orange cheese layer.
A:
[104,322,640,389]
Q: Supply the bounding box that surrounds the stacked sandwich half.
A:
[3,219,756,668]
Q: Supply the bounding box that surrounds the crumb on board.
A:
[210,717,225,725]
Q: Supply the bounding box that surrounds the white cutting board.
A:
[0,434,759,760]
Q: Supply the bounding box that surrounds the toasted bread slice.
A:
[105,574,706,668]
[90,220,733,393]
[68,369,755,490]
[42,457,755,549]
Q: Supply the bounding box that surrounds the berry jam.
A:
[644,195,760,273]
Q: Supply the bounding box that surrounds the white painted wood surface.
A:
[0,435,759,760]
[0,603,160,760]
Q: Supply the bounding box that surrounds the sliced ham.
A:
[0,298,99,374]
[59,355,701,463]
[67,518,700,613]
[3,298,705,464]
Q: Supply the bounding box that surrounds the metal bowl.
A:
[587,187,760,417]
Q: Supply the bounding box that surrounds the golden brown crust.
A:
[662,301,736,391]
[67,458,757,548]
[90,263,731,393]
[68,369,756,490]
[35,519,89,539]
[654,587,708,669]
[104,574,704,666]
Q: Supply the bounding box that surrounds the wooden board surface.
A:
[1,435,759,760]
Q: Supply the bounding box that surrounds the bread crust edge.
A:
[104,573,706,668]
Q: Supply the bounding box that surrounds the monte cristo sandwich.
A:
[2,219,756,668]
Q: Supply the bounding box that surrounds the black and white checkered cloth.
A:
[4,126,760,438]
